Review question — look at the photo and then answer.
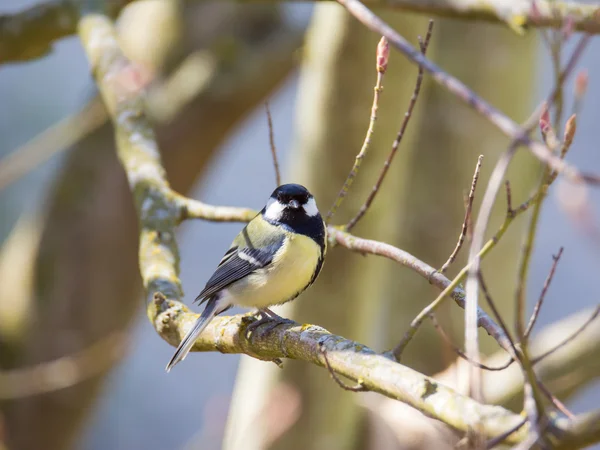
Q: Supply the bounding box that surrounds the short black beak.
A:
[288,199,300,209]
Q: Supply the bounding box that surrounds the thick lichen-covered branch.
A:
[78,13,255,302]
[79,12,182,299]
[151,293,528,443]
[149,292,599,448]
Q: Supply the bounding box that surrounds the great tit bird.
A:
[166,183,326,371]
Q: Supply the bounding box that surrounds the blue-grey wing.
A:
[195,238,284,303]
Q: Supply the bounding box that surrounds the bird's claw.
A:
[245,309,293,335]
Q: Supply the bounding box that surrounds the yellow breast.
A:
[228,233,322,309]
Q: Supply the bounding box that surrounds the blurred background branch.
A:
[2,0,600,65]
[0,0,131,64]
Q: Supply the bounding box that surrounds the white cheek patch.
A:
[264,199,285,221]
[303,197,319,217]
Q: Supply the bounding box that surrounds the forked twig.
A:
[346,20,433,231]
[326,36,389,223]
[265,101,281,187]
[440,155,483,273]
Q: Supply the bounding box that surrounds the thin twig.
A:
[515,197,544,341]
[524,248,564,339]
[481,273,545,445]
[326,36,389,223]
[346,20,433,231]
[533,305,600,364]
[478,273,517,349]
[440,154,483,273]
[319,342,366,392]
[485,419,527,449]
[430,314,513,372]
[479,272,554,442]
[547,20,564,131]
[505,180,514,217]
[265,101,281,187]
[465,143,518,401]
[537,380,575,420]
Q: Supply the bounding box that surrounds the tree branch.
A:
[150,292,600,448]
[151,292,529,443]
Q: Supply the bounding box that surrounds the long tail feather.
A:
[165,297,219,372]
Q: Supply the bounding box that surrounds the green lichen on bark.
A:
[149,293,532,443]
[79,13,184,300]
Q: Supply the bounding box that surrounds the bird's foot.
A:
[245,308,293,335]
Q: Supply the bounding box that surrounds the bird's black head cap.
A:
[271,183,311,206]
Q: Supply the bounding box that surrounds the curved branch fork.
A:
[150,293,528,443]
